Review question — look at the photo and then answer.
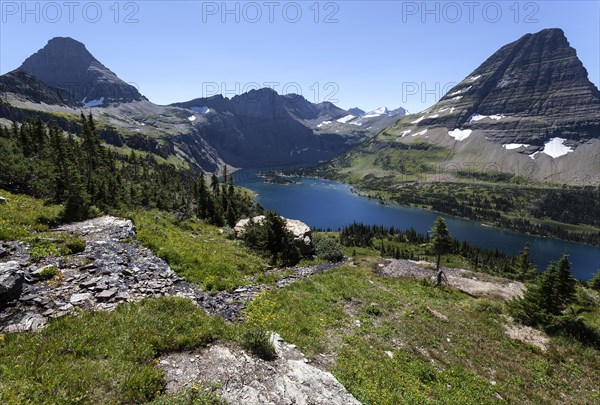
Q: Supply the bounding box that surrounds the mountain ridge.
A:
[1,38,397,170]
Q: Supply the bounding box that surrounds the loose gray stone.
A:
[0,261,23,304]
[97,289,117,301]
[70,293,92,304]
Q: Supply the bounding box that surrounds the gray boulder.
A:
[235,216,314,255]
[0,261,24,304]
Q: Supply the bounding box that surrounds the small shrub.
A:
[365,303,382,316]
[28,239,62,261]
[473,300,503,314]
[222,227,236,240]
[239,327,276,360]
[38,265,59,280]
[312,233,344,262]
[65,235,86,254]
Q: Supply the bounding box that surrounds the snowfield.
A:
[469,114,505,122]
[503,143,529,150]
[83,97,105,107]
[541,137,574,158]
[448,128,472,141]
[336,115,356,124]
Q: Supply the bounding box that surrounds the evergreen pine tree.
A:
[555,254,576,309]
[429,217,452,271]
[515,243,537,281]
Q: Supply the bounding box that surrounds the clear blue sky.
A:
[1,1,598,113]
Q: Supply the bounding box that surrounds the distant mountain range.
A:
[326,28,600,185]
[1,30,598,184]
[0,37,404,170]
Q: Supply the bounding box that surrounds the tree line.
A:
[338,222,539,279]
[0,116,257,225]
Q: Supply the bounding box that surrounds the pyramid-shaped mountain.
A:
[19,37,146,106]
[411,28,600,146]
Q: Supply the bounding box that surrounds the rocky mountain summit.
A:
[19,37,146,106]
[366,28,600,184]
[418,28,600,148]
[171,88,377,166]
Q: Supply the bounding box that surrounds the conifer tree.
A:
[515,243,537,281]
[429,217,452,271]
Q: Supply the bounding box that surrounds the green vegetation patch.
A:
[0,189,63,240]
[0,297,228,404]
[132,210,265,291]
[245,266,600,404]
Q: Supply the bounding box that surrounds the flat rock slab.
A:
[159,333,360,405]
[378,259,525,301]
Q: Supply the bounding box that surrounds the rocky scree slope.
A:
[0,216,342,332]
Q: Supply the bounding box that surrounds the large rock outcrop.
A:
[234,215,314,255]
[0,261,23,305]
[159,332,361,405]
[0,216,197,333]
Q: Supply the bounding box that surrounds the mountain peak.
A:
[19,37,145,106]
[418,28,600,146]
[46,36,90,50]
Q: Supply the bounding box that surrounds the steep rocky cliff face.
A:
[172,89,361,166]
[19,37,146,106]
[405,28,600,151]
[0,70,77,107]
[344,28,600,185]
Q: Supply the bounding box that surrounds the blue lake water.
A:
[234,170,600,281]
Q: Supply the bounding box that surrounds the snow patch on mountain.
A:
[364,107,388,118]
[190,106,210,114]
[469,113,505,122]
[448,86,471,97]
[448,129,472,141]
[337,114,356,124]
[503,143,529,150]
[541,137,573,158]
[83,97,104,107]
